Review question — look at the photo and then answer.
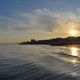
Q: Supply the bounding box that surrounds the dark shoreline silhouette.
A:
[19,36,80,46]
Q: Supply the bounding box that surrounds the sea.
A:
[0,44,80,80]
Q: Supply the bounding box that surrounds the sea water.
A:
[0,44,80,80]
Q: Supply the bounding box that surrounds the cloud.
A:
[0,8,80,34]
[1,8,80,43]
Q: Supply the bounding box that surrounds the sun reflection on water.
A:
[71,59,77,64]
[69,46,80,64]
[69,46,80,77]
[70,47,78,57]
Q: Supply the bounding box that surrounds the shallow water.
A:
[0,45,80,80]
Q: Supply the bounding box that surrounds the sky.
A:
[0,0,80,43]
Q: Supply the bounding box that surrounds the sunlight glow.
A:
[69,30,77,36]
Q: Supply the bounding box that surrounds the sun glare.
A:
[69,30,77,36]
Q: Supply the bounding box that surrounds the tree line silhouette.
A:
[19,36,80,46]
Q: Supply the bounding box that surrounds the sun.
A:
[69,30,77,36]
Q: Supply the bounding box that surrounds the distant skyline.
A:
[0,0,80,43]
